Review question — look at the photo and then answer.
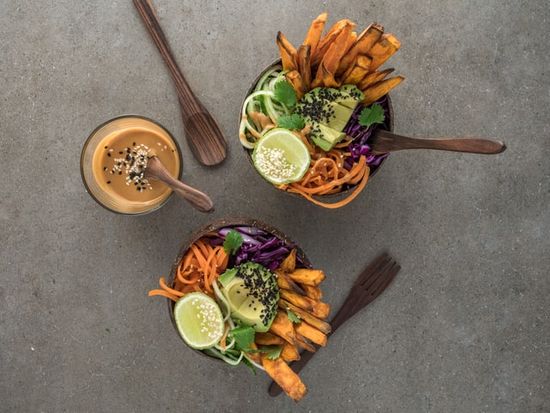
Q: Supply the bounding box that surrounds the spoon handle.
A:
[133,0,201,114]
[147,158,214,213]
[372,130,507,155]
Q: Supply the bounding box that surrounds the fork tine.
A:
[348,259,395,316]
[353,253,389,287]
[329,254,400,332]
[370,264,400,297]
[355,263,400,311]
[360,257,394,289]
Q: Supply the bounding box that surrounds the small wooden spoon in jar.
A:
[145,156,214,213]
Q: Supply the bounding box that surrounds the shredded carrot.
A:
[280,128,372,209]
[287,159,370,209]
[148,238,229,301]
[159,277,185,297]
[148,289,178,301]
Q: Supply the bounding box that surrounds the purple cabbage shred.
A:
[343,96,391,172]
[212,226,308,270]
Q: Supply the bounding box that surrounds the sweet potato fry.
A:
[296,334,316,352]
[256,332,285,346]
[281,342,300,362]
[340,54,358,83]
[313,23,353,87]
[343,55,371,84]
[362,75,404,105]
[358,68,395,90]
[280,290,330,319]
[276,31,297,71]
[276,271,305,294]
[279,249,297,273]
[313,19,355,66]
[337,23,384,76]
[262,355,307,401]
[295,322,327,347]
[367,33,401,72]
[288,269,325,286]
[301,284,322,300]
[286,70,305,99]
[310,63,335,88]
[296,45,312,91]
[269,310,297,344]
[303,12,328,58]
[245,342,261,364]
[279,299,332,334]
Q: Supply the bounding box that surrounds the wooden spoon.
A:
[133,0,227,166]
[370,130,506,155]
[145,156,214,213]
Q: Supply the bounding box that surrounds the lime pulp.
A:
[252,128,311,185]
[173,292,224,350]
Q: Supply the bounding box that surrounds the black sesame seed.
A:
[107,153,111,157]
[106,180,111,184]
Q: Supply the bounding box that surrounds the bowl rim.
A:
[166,217,312,362]
[80,114,184,216]
[240,58,394,200]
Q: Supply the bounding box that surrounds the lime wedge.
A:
[173,292,224,350]
[252,128,310,185]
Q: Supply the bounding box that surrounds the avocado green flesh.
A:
[222,267,278,333]
[296,85,364,151]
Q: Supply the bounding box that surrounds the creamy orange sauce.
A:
[91,121,180,209]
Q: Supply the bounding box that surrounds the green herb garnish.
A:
[262,345,283,360]
[223,229,243,255]
[358,103,385,127]
[274,80,297,108]
[277,114,305,130]
[287,309,301,324]
[229,325,255,351]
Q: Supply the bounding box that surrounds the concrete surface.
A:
[1,0,549,412]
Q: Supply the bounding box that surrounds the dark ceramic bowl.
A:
[167,218,311,361]
[240,59,394,201]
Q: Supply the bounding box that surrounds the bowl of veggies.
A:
[238,13,402,208]
[148,218,332,401]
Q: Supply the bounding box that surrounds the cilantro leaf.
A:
[229,325,255,351]
[218,268,237,287]
[358,103,385,128]
[273,80,297,108]
[287,309,301,324]
[277,114,305,130]
[262,345,283,360]
[223,230,243,255]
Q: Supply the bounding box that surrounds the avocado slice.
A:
[222,262,279,332]
[310,123,346,151]
[339,84,365,101]
[324,102,355,131]
[296,84,364,151]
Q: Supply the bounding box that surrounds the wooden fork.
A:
[268,252,401,396]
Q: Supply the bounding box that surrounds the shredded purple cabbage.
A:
[343,96,391,172]
[210,226,306,271]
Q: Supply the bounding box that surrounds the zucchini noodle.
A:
[239,66,289,149]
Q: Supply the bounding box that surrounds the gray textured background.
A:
[1,0,549,412]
